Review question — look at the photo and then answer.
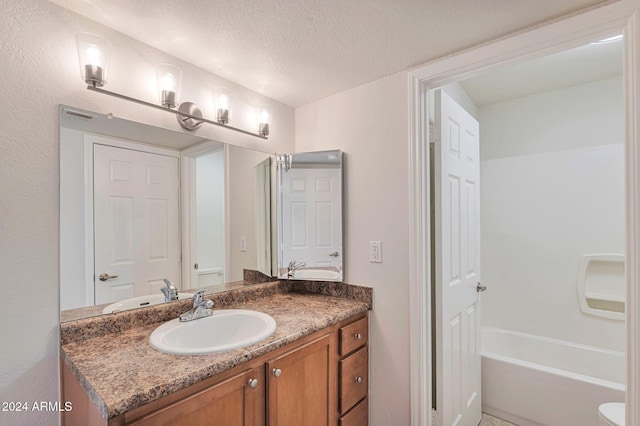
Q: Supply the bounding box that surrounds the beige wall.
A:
[295,72,411,426]
[0,1,294,424]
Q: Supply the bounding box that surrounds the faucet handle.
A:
[192,291,205,304]
[162,278,176,289]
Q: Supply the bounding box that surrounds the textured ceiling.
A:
[51,0,610,107]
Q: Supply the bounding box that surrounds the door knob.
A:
[99,273,119,281]
[329,251,339,257]
[477,282,487,293]
[272,368,282,378]
[248,378,258,389]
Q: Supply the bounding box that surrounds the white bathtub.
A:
[482,327,625,426]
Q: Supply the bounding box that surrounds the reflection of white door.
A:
[281,167,342,267]
[94,144,180,305]
[434,90,481,426]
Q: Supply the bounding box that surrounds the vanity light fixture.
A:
[213,87,233,124]
[76,33,111,87]
[75,34,269,139]
[256,104,273,137]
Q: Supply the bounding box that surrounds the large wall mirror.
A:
[59,106,345,321]
[59,105,274,320]
[276,150,343,281]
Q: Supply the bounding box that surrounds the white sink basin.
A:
[293,269,341,280]
[149,309,277,355]
[102,293,195,314]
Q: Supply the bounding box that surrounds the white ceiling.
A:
[52,0,611,107]
[459,36,623,106]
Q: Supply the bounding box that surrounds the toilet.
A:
[599,403,625,426]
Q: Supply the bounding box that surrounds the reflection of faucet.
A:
[161,278,179,302]
[287,259,307,278]
[179,291,214,322]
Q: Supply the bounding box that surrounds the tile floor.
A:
[479,413,518,426]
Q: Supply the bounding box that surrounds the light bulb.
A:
[85,46,103,67]
[218,94,230,110]
[162,73,176,92]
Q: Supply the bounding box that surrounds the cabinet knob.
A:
[272,368,282,378]
[354,333,362,340]
[355,376,363,384]
[248,378,258,389]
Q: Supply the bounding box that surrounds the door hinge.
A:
[194,263,199,270]
[429,122,439,145]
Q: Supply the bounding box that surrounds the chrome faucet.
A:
[161,278,179,302]
[179,291,214,322]
[287,259,307,278]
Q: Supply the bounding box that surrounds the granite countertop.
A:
[61,281,371,421]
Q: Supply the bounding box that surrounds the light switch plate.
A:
[240,236,247,252]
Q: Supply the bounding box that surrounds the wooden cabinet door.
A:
[128,368,264,426]
[266,335,334,426]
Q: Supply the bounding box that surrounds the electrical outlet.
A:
[369,241,382,263]
[240,236,247,252]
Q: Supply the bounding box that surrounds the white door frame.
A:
[408,1,640,425]
[179,140,226,289]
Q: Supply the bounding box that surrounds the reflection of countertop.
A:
[60,269,275,322]
[60,280,264,322]
[60,280,372,421]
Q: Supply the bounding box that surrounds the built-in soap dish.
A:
[576,254,625,320]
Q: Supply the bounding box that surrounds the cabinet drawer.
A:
[339,347,368,414]
[340,317,368,356]
[339,397,368,426]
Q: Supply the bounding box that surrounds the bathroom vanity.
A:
[60,281,371,425]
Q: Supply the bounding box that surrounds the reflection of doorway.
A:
[93,141,180,305]
[181,142,227,289]
[408,4,639,425]
[194,149,225,287]
[432,71,626,425]
[254,157,272,275]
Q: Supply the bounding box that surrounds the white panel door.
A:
[94,144,180,305]
[281,167,342,267]
[434,90,481,426]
